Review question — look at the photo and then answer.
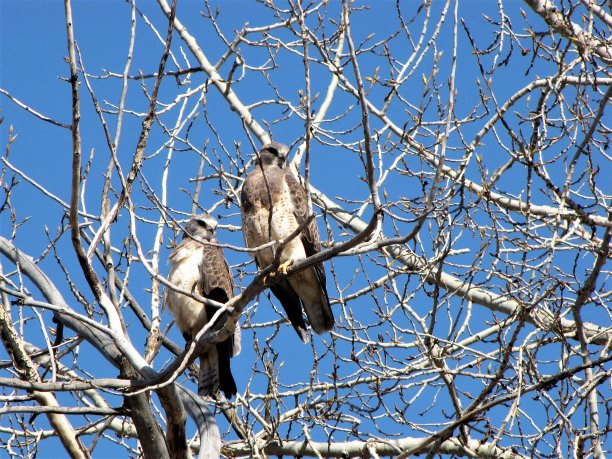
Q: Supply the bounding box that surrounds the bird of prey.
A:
[240,142,334,342]
[165,213,240,399]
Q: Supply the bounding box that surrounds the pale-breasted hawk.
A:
[240,142,334,342]
[165,213,240,398]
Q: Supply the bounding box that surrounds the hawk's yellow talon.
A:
[277,259,293,275]
[264,259,293,285]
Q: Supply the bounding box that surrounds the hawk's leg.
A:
[277,259,293,275]
[264,259,294,285]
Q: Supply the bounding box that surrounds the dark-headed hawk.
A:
[165,213,240,398]
[240,142,334,342]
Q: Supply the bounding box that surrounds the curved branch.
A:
[158,2,610,346]
[178,386,221,459]
[0,264,89,459]
[156,0,271,145]
[308,184,612,345]
[523,0,612,64]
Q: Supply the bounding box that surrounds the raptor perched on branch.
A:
[240,142,334,342]
[165,213,240,399]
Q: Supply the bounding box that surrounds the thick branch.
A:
[0,264,89,459]
[523,0,612,64]
[223,436,526,458]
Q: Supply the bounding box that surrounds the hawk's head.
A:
[183,212,217,242]
[258,142,288,168]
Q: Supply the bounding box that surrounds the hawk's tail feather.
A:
[197,354,219,398]
[270,281,310,343]
[315,280,334,334]
[198,347,238,399]
[310,300,334,335]
[216,337,238,399]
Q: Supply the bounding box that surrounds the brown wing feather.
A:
[200,244,234,302]
[283,168,334,333]
[284,169,329,290]
[198,242,238,399]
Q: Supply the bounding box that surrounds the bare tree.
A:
[0,0,610,458]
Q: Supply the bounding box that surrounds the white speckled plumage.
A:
[166,242,207,335]
[164,214,240,399]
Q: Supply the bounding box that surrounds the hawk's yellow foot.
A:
[264,259,294,285]
[277,259,293,275]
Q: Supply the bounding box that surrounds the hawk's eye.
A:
[268,147,279,156]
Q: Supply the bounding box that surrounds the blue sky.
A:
[1,1,610,457]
